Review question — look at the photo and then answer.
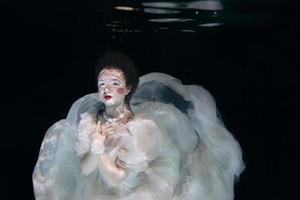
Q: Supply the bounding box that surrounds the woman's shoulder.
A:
[122,115,164,162]
[126,115,158,130]
[125,116,163,142]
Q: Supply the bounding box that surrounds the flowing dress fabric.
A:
[33,72,245,200]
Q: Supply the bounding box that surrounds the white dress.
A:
[33,73,245,200]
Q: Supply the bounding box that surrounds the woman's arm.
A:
[97,154,126,186]
[80,148,127,187]
[80,151,126,186]
[80,122,127,186]
[80,152,100,175]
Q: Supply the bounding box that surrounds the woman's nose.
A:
[103,85,111,92]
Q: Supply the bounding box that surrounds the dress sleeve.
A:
[114,118,180,199]
[74,112,96,157]
[32,120,80,200]
[117,118,164,172]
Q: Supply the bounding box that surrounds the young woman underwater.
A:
[33,51,245,200]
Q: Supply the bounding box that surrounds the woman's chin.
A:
[104,100,118,107]
[100,97,113,105]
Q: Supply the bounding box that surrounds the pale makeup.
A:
[97,69,130,118]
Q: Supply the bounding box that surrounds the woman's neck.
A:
[105,103,127,119]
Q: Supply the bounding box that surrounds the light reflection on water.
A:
[198,22,223,27]
[142,1,223,11]
[99,0,267,33]
[149,18,195,23]
[143,8,181,14]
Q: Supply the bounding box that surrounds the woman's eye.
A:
[98,83,105,87]
[112,81,120,86]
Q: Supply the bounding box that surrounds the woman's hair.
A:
[95,51,139,105]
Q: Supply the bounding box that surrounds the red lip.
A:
[104,95,112,100]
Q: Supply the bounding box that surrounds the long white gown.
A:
[32,72,245,200]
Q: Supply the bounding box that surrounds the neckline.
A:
[103,109,132,125]
[103,111,125,123]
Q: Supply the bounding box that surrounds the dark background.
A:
[1,0,299,199]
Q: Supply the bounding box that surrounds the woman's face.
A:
[97,68,130,107]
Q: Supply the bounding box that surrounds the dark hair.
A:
[95,51,139,105]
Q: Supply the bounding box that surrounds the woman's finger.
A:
[102,127,115,136]
[95,121,102,133]
[103,123,113,129]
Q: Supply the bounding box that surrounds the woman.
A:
[33,51,245,200]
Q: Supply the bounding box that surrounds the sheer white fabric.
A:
[33,72,245,200]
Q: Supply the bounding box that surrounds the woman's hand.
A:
[99,122,115,136]
[90,121,115,154]
[92,121,105,141]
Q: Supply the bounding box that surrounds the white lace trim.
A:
[74,113,96,156]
